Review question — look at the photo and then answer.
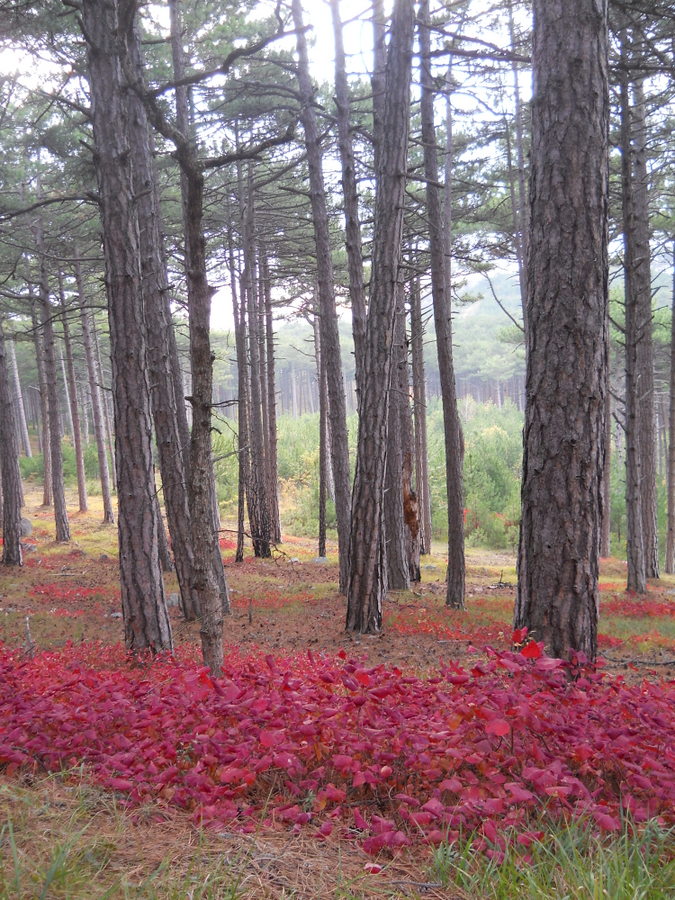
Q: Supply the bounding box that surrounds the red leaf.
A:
[486,718,510,736]
[520,641,543,659]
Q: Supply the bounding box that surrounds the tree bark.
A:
[410,276,432,554]
[420,0,465,608]
[0,320,23,566]
[261,249,281,543]
[292,0,352,593]
[384,292,410,591]
[82,0,172,654]
[32,306,52,507]
[240,172,272,558]
[37,242,70,543]
[515,0,609,660]
[58,274,88,513]
[313,312,328,559]
[620,62,657,584]
[666,240,675,573]
[76,262,115,525]
[330,0,367,393]
[124,18,204,621]
[7,338,32,458]
[346,0,414,634]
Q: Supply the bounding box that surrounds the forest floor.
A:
[0,487,674,898]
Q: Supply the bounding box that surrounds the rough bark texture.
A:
[397,303,421,582]
[419,0,465,609]
[58,276,88,513]
[330,0,367,393]
[0,321,23,566]
[76,263,115,525]
[515,0,608,660]
[124,21,204,621]
[346,0,414,634]
[313,313,328,559]
[38,249,70,543]
[32,307,52,507]
[241,180,272,559]
[292,0,352,593]
[620,65,657,584]
[384,294,410,591]
[82,0,172,654]
[7,338,32,458]
[666,241,675,573]
[261,250,281,543]
[410,277,432,554]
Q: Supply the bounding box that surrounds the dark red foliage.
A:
[0,642,672,853]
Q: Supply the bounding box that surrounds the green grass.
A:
[429,818,675,900]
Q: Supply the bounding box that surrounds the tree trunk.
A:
[58,274,88,513]
[82,0,172,654]
[346,0,414,634]
[0,320,23,566]
[7,338,32,458]
[399,302,421,582]
[261,249,281,543]
[240,173,272,558]
[515,0,609,660]
[76,262,115,525]
[313,312,328,559]
[227,232,249,564]
[410,276,432,554]
[420,0,465,609]
[32,306,52,507]
[124,21,205,621]
[384,292,410,591]
[330,0,367,393]
[506,0,529,329]
[665,240,675,573]
[37,243,70,543]
[621,67,657,582]
[292,0,352,593]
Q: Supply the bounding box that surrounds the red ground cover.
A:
[1,641,672,857]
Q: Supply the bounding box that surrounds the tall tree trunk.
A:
[58,274,88,513]
[506,0,529,328]
[93,320,118,490]
[515,0,608,661]
[665,240,675,573]
[410,275,432,554]
[622,71,658,581]
[0,320,23,566]
[384,292,410,591]
[240,174,271,558]
[76,262,115,525]
[32,307,52,507]
[420,0,465,608]
[261,249,281,543]
[82,0,172,654]
[7,338,32,458]
[330,0,367,392]
[37,242,70,543]
[399,301,421,581]
[125,21,204,621]
[227,233,249,564]
[346,0,414,634]
[292,0,352,593]
[313,312,328,559]
[620,64,646,594]
[600,385,612,557]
